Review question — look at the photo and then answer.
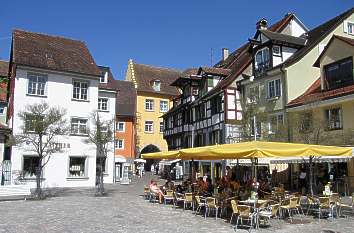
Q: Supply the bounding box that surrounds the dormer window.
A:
[272,46,281,56]
[152,80,161,91]
[100,72,108,83]
[324,57,353,90]
[255,47,270,74]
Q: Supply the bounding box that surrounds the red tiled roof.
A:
[0,61,9,102]
[287,78,354,107]
[198,67,231,77]
[202,13,295,99]
[12,29,101,77]
[132,62,180,96]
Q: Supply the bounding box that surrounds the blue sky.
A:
[0,1,352,79]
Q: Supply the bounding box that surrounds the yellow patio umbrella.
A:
[178,141,352,160]
[141,150,180,160]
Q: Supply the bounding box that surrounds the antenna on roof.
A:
[210,48,213,66]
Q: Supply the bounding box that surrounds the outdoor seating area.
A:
[143,177,354,231]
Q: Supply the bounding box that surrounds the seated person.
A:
[165,179,175,191]
[149,180,164,203]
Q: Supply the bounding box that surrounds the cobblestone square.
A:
[0,173,353,233]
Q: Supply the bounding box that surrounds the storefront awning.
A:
[270,155,353,164]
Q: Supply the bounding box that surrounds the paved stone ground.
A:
[0,173,353,233]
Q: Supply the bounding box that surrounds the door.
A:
[115,163,122,182]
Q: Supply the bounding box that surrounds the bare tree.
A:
[85,112,114,195]
[14,102,68,199]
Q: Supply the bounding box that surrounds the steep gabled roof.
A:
[204,13,295,99]
[314,35,354,67]
[258,29,307,46]
[131,62,181,96]
[280,7,354,68]
[198,67,231,77]
[12,29,101,77]
[111,80,136,117]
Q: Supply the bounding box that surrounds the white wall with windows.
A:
[10,67,115,188]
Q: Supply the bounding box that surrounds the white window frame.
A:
[272,45,281,56]
[152,80,161,92]
[71,117,88,135]
[72,80,89,101]
[145,99,154,111]
[22,155,40,179]
[248,85,260,103]
[344,21,354,35]
[160,100,168,112]
[325,107,342,130]
[68,156,87,177]
[268,113,284,134]
[267,79,281,99]
[100,72,108,84]
[98,97,109,111]
[144,120,153,133]
[115,139,124,149]
[27,73,47,96]
[255,47,270,69]
[116,122,125,132]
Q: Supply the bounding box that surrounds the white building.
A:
[7,30,116,188]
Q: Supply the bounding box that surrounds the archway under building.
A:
[140,144,160,172]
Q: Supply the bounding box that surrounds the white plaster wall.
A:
[11,68,115,188]
[282,47,297,62]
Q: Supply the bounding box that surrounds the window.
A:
[25,114,43,133]
[267,79,281,98]
[73,80,88,100]
[269,114,284,134]
[152,80,161,92]
[116,122,125,132]
[248,85,259,103]
[160,121,164,133]
[299,112,312,132]
[71,118,88,135]
[144,121,153,133]
[0,106,4,115]
[250,119,261,137]
[23,156,40,178]
[272,46,281,56]
[100,72,108,83]
[68,157,86,177]
[255,47,270,70]
[324,57,353,90]
[27,73,47,96]
[160,100,168,112]
[115,139,124,149]
[325,108,342,130]
[98,98,109,111]
[344,21,354,35]
[192,87,199,96]
[145,99,154,111]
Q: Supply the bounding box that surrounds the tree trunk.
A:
[100,161,104,195]
[308,156,314,196]
[35,166,43,199]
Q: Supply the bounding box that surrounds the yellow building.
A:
[125,59,180,156]
[287,35,354,193]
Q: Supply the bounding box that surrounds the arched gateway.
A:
[140,144,160,171]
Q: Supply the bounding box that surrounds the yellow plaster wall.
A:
[136,92,172,152]
[286,13,354,102]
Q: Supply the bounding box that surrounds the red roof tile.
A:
[287,78,354,107]
[12,29,101,76]
[198,67,231,77]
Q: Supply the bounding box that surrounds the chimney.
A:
[256,18,268,30]
[222,48,229,61]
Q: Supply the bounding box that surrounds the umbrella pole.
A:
[191,159,195,183]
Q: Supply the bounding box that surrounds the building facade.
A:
[287,35,354,192]
[8,30,115,188]
[125,59,180,159]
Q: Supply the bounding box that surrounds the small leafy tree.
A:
[14,102,68,199]
[85,112,114,195]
